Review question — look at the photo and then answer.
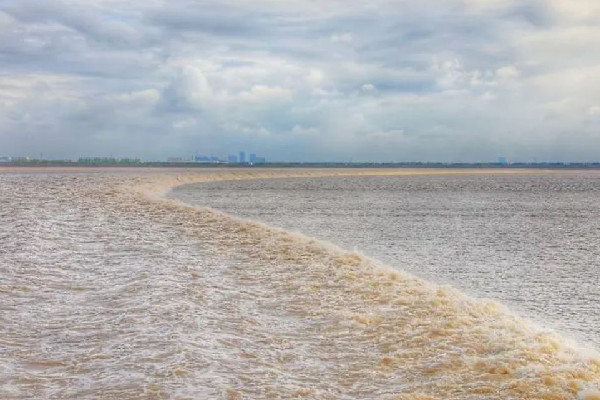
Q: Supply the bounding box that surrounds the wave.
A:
[130,169,600,399]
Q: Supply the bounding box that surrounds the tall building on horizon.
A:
[239,151,246,163]
[249,153,257,163]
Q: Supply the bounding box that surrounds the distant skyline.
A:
[1,0,600,162]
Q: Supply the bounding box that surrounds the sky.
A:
[1,0,599,162]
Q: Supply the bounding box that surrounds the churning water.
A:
[170,172,600,349]
[1,168,600,399]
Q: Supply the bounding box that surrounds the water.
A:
[170,172,600,348]
[1,168,600,399]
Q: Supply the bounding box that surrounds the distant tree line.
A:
[3,159,600,168]
[76,157,141,164]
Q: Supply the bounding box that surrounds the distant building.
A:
[249,153,257,163]
[228,155,238,163]
[11,156,30,162]
[239,151,246,163]
[0,156,10,163]
[498,156,508,165]
[255,156,266,164]
[194,155,222,163]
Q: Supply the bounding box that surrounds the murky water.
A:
[171,172,600,349]
[2,168,600,399]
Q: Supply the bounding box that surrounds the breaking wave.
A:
[1,168,599,399]
[141,169,600,399]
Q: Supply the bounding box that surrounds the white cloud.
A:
[161,63,214,110]
[116,89,160,105]
[495,66,520,80]
[306,69,324,86]
[548,0,600,21]
[481,91,496,101]
[238,85,293,103]
[291,125,319,137]
[587,106,600,116]
[2,0,600,161]
[172,118,197,129]
[330,32,353,43]
[222,122,271,137]
[432,57,467,90]
[360,83,376,92]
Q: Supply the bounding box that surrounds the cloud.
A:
[588,106,600,116]
[1,0,600,161]
[238,85,293,103]
[495,65,520,80]
[160,63,213,111]
[330,32,353,43]
[291,125,319,137]
[360,83,376,92]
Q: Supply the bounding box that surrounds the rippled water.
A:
[171,172,600,348]
[2,168,600,399]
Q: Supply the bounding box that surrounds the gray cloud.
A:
[1,0,599,162]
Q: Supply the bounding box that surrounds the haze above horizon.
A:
[1,0,599,162]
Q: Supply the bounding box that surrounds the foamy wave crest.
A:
[129,169,600,399]
[2,168,595,399]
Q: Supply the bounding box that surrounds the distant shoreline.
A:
[1,161,600,169]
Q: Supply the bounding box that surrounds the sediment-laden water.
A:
[170,172,600,349]
[1,168,599,399]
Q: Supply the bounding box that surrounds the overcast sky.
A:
[1,0,599,162]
